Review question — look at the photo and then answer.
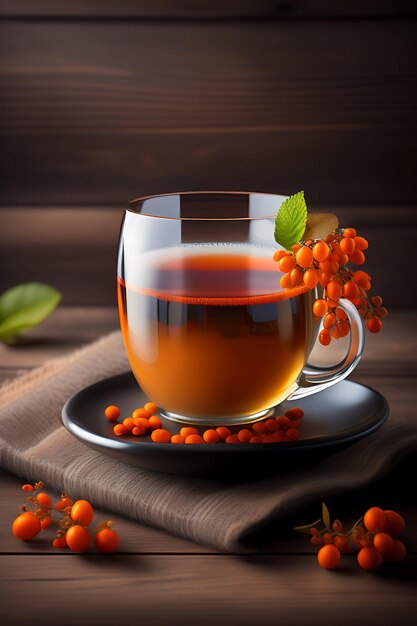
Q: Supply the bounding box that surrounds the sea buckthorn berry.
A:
[132,426,145,436]
[185,434,205,444]
[333,536,350,553]
[171,434,186,444]
[52,536,68,549]
[94,528,120,553]
[55,496,73,511]
[133,417,150,432]
[203,429,220,444]
[225,434,240,444]
[286,428,300,441]
[349,249,365,265]
[317,544,341,570]
[265,419,280,432]
[319,273,333,288]
[323,313,336,329]
[262,434,275,443]
[327,280,342,301]
[319,329,331,346]
[332,520,343,533]
[12,512,41,540]
[216,426,232,440]
[180,426,199,438]
[339,237,355,255]
[144,402,158,414]
[354,236,368,250]
[338,320,350,338]
[123,417,135,431]
[252,421,268,434]
[278,255,296,273]
[320,260,339,275]
[238,429,253,443]
[276,415,292,428]
[343,281,360,300]
[250,435,263,443]
[40,516,51,530]
[384,540,406,563]
[357,547,383,571]
[352,270,371,289]
[335,307,347,320]
[383,510,405,536]
[376,307,388,318]
[113,424,128,436]
[303,268,319,289]
[373,532,394,554]
[289,420,301,428]
[367,316,383,334]
[331,325,341,339]
[66,525,91,552]
[311,536,322,546]
[311,528,320,537]
[323,533,333,545]
[272,431,287,442]
[343,228,357,238]
[313,241,330,262]
[71,500,94,526]
[280,273,293,289]
[132,408,152,420]
[285,407,304,419]
[364,507,386,533]
[292,243,302,253]
[296,246,314,269]
[22,484,34,492]
[290,267,304,286]
[370,295,383,307]
[36,492,52,508]
[104,405,120,421]
[313,299,328,317]
[273,249,289,262]
[148,415,162,430]
[151,429,172,443]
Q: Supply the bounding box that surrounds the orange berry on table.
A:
[339,237,356,255]
[21,484,34,492]
[303,268,319,289]
[252,421,268,434]
[171,434,186,444]
[250,435,263,443]
[349,249,365,265]
[285,407,304,419]
[384,540,406,563]
[216,426,232,441]
[383,510,405,536]
[144,402,158,414]
[52,536,68,549]
[364,507,386,533]
[286,428,300,441]
[313,299,328,317]
[319,329,331,346]
[317,544,341,570]
[343,281,360,300]
[36,492,52,508]
[280,273,293,289]
[66,525,91,552]
[296,246,314,269]
[290,267,304,287]
[113,424,128,436]
[343,228,357,238]
[367,316,383,333]
[180,426,198,437]
[55,496,73,511]
[373,532,394,554]
[276,415,292,428]
[312,241,330,262]
[203,429,220,444]
[279,255,296,273]
[123,417,135,431]
[40,516,51,530]
[71,500,94,526]
[132,408,152,420]
[225,434,240,444]
[151,429,172,443]
[148,415,162,430]
[133,417,150,432]
[327,280,342,301]
[12,512,41,540]
[104,405,120,421]
[265,419,280,432]
[238,429,253,443]
[185,434,205,444]
[354,236,368,250]
[94,528,120,553]
[357,546,383,571]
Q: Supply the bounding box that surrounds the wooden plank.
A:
[1,1,416,19]
[0,554,416,626]
[0,20,416,205]
[1,207,415,306]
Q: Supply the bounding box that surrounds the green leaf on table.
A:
[322,502,331,529]
[274,191,308,250]
[0,283,62,343]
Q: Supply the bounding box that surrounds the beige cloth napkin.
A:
[1,332,416,552]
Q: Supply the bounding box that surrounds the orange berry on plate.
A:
[113,424,128,436]
[261,434,274,443]
[151,429,172,443]
[317,544,341,570]
[312,241,330,262]
[296,246,314,269]
[36,492,52,508]
[148,415,162,430]
[216,426,232,441]
[94,528,120,553]
[180,426,199,438]
[144,402,158,413]
[237,429,253,443]
[71,500,94,526]
[286,428,300,441]
[203,429,220,444]
[66,525,91,552]
[225,434,240,444]
[373,532,394,554]
[383,510,405,536]
[133,417,150,432]
[21,484,34,492]
[384,540,406,563]
[313,299,328,317]
[285,407,304,419]
[123,417,135,431]
[367,316,383,334]
[132,408,152,420]
[364,507,386,533]
[104,405,120,421]
[343,228,357,238]
[250,435,263,443]
[265,419,280,432]
[357,546,383,571]
[185,434,205,444]
[171,434,186,444]
[276,415,291,428]
[12,512,41,540]
[132,426,145,436]
[289,420,301,428]
[252,421,268,434]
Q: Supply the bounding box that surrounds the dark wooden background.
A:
[1,1,416,306]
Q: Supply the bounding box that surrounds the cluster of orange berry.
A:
[12,481,119,553]
[273,228,388,346]
[105,404,304,444]
[296,504,406,571]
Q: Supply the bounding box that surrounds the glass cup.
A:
[117,192,364,425]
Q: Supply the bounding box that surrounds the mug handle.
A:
[288,298,365,401]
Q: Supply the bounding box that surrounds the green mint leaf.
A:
[274,191,308,250]
[0,283,62,342]
[322,502,331,529]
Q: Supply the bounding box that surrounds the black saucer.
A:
[62,373,389,478]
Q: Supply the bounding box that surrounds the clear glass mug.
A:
[117,192,364,425]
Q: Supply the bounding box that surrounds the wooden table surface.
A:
[0,307,416,625]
